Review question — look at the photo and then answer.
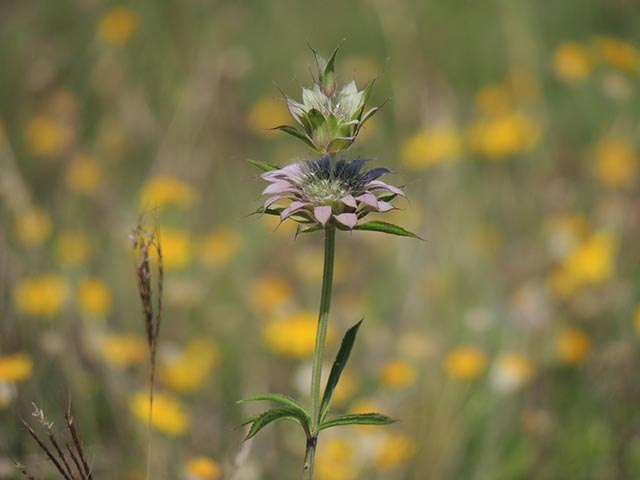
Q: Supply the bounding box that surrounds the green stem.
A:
[304,225,336,479]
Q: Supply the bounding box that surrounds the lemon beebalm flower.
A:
[24,114,73,157]
[0,353,33,382]
[184,457,221,480]
[401,127,462,169]
[65,154,103,194]
[98,5,138,45]
[248,97,291,134]
[77,277,112,318]
[374,434,416,471]
[379,359,417,388]
[14,274,69,318]
[592,137,636,188]
[552,42,592,81]
[262,310,333,358]
[556,327,591,364]
[139,176,198,211]
[13,208,52,247]
[100,334,147,367]
[129,391,189,436]
[444,346,487,381]
[200,227,242,266]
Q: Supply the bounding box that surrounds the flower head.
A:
[260,155,404,231]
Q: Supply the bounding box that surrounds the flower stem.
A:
[305,225,336,479]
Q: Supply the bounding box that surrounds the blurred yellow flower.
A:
[401,127,462,169]
[65,154,103,194]
[556,327,591,364]
[444,346,487,381]
[593,137,636,188]
[200,227,242,266]
[249,275,294,316]
[139,176,198,211]
[292,247,347,283]
[316,437,358,480]
[13,208,52,247]
[25,114,73,156]
[77,277,112,318]
[248,97,291,134]
[14,274,69,318]
[491,353,533,393]
[99,6,138,45]
[100,334,147,367]
[0,353,33,382]
[349,397,381,414]
[379,359,417,388]
[129,391,189,436]
[468,111,540,159]
[374,434,416,471]
[263,310,331,358]
[184,456,221,480]
[157,227,192,269]
[474,84,511,115]
[552,42,591,81]
[592,36,639,71]
[160,340,219,393]
[55,231,92,266]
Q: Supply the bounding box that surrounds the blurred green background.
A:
[1,0,640,478]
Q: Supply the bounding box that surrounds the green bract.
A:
[275,45,380,154]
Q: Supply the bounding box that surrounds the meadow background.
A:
[1,0,640,478]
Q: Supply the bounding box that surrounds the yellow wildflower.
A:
[55,231,91,266]
[65,154,103,194]
[25,114,73,157]
[474,84,511,115]
[379,360,417,388]
[316,437,358,480]
[349,398,381,414]
[160,340,219,393]
[14,274,69,318]
[184,457,221,480]
[444,346,487,381]
[129,391,189,436]
[491,353,533,393]
[263,310,331,359]
[248,97,291,134]
[100,334,147,367]
[157,227,192,269]
[468,111,540,159]
[593,137,636,188]
[292,247,346,283]
[401,127,462,169]
[374,434,416,471]
[77,277,112,318]
[592,36,639,71]
[200,227,242,266]
[552,42,591,81]
[249,275,294,316]
[0,353,33,382]
[139,176,198,211]
[98,6,138,45]
[556,327,591,364]
[13,208,52,247]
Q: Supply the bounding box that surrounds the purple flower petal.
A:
[367,180,405,197]
[376,201,395,212]
[341,195,357,209]
[362,167,391,181]
[314,205,333,226]
[263,181,296,195]
[280,201,310,220]
[355,193,379,208]
[263,195,291,211]
[334,213,358,229]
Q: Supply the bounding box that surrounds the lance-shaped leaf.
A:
[238,393,310,428]
[317,412,396,432]
[248,159,281,172]
[353,220,422,239]
[320,43,342,96]
[242,407,312,441]
[319,319,363,424]
[271,125,319,151]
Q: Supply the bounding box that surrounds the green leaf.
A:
[317,412,396,432]
[272,125,319,151]
[296,224,323,236]
[353,221,422,239]
[319,319,363,423]
[247,159,280,172]
[321,43,342,96]
[253,205,285,216]
[238,393,307,414]
[242,407,311,440]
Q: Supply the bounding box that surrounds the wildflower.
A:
[444,346,487,381]
[259,155,404,231]
[552,42,591,81]
[160,340,219,393]
[316,437,358,480]
[491,353,533,393]
[249,275,294,315]
[468,111,540,159]
[156,227,192,270]
[592,137,636,188]
[65,154,103,194]
[400,127,462,169]
[98,6,138,45]
[0,353,33,382]
[592,36,639,71]
[184,457,221,480]
[556,327,591,364]
[14,274,69,318]
[24,114,73,157]
[262,310,332,358]
[13,208,52,247]
[129,391,189,436]
[379,360,417,388]
[199,227,242,266]
[374,434,416,471]
[100,334,147,367]
[77,277,112,318]
[248,97,291,134]
[139,176,198,211]
[277,45,379,153]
